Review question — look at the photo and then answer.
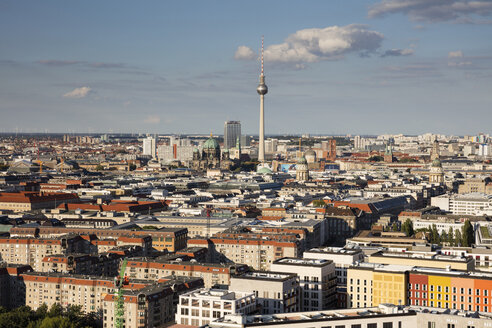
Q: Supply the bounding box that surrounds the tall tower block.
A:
[257,36,268,163]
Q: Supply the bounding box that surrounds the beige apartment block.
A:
[125,257,249,288]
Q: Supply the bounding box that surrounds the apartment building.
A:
[303,246,365,308]
[0,235,84,271]
[229,271,299,314]
[0,264,32,309]
[0,191,80,212]
[408,267,492,312]
[270,258,337,311]
[176,288,257,327]
[125,257,249,288]
[188,235,301,271]
[431,193,492,216]
[303,247,365,286]
[367,251,475,271]
[10,226,187,252]
[102,283,174,328]
[347,263,409,308]
[22,272,150,313]
[208,304,492,328]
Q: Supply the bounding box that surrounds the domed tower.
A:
[257,36,268,163]
[201,134,221,169]
[296,154,309,182]
[431,138,440,161]
[429,158,444,184]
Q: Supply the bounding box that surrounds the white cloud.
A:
[144,115,161,124]
[369,0,492,23]
[263,25,384,64]
[448,50,464,58]
[381,48,415,57]
[63,87,92,99]
[234,46,256,60]
[234,25,384,66]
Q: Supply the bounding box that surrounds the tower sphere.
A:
[257,84,268,95]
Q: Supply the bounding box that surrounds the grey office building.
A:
[224,121,241,149]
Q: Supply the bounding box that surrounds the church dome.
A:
[431,158,442,167]
[257,167,273,174]
[203,136,220,150]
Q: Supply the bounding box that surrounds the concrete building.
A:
[125,257,249,288]
[176,288,257,327]
[459,177,492,194]
[224,121,241,150]
[0,264,32,309]
[431,193,492,216]
[230,271,299,314]
[0,235,84,271]
[142,136,157,159]
[103,283,175,328]
[0,191,80,212]
[188,234,301,271]
[270,258,337,311]
[207,304,492,328]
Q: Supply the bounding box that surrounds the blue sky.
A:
[1,0,491,135]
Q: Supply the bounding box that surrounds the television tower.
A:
[257,36,268,163]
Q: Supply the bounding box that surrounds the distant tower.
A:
[224,121,241,149]
[431,139,440,161]
[296,154,309,182]
[257,36,268,163]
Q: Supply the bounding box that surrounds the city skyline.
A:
[1,1,492,135]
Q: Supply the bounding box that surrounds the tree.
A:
[462,220,475,247]
[47,304,63,318]
[129,164,137,171]
[455,229,462,246]
[430,224,440,244]
[402,219,414,236]
[95,164,104,171]
[368,155,384,162]
[312,200,326,208]
[38,317,73,328]
[447,227,455,246]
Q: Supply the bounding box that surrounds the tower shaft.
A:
[259,94,265,162]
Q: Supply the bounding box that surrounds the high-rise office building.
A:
[224,121,241,149]
[143,136,157,159]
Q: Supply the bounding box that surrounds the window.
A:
[351,325,361,328]
[428,323,436,328]
[383,323,393,328]
[367,324,377,328]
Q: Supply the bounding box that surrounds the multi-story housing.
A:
[176,288,256,327]
[125,257,249,288]
[303,246,365,308]
[347,263,409,308]
[0,264,32,309]
[367,251,475,271]
[270,258,337,311]
[22,272,150,313]
[188,235,301,271]
[432,193,492,216]
[208,304,492,328]
[10,226,187,252]
[458,177,492,195]
[408,267,492,312]
[0,191,80,212]
[102,283,174,328]
[0,235,84,271]
[229,271,299,314]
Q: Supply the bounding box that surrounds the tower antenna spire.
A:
[261,35,264,75]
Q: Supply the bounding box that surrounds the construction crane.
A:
[114,258,129,328]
